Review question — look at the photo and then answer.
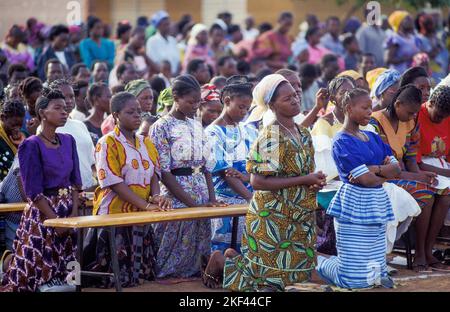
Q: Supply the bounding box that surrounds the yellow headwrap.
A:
[388,10,409,33]
[366,67,387,92]
[338,70,363,81]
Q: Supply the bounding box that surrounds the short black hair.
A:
[186,59,206,75]
[35,89,65,120]
[45,58,63,74]
[49,24,69,41]
[430,85,450,116]
[299,63,318,78]
[88,16,102,34]
[327,16,340,24]
[237,60,250,75]
[87,82,108,102]
[7,64,28,79]
[399,66,429,87]
[110,91,135,113]
[149,76,166,94]
[218,12,232,19]
[228,24,241,35]
[258,22,273,33]
[387,84,422,119]
[73,80,89,97]
[305,26,320,41]
[220,75,253,104]
[276,68,298,79]
[71,63,88,77]
[116,62,133,79]
[321,54,338,69]
[0,99,25,118]
[111,84,125,94]
[172,74,201,98]
[342,33,357,48]
[279,12,293,21]
[116,22,132,38]
[19,77,43,99]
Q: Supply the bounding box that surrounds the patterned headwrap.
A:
[125,79,151,97]
[388,10,409,33]
[245,74,288,123]
[157,87,173,113]
[370,69,401,99]
[366,68,387,92]
[201,84,221,103]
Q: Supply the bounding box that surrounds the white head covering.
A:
[188,23,208,46]
[245,74,288,124]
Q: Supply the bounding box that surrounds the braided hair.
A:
[0,99,25,118]
[49,78,73,91]
[18,77,43,99]
[341,88,370,111]
[171,74,201,98]
[35,89,65,121]
[429,85,450,116]
[328,76,356,107]
[220,75,253,104]
[386,84,422,119]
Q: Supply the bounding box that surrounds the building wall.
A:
[0,0,89,38]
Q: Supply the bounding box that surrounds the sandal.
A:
[0,250,12,279]
[428,261,450,273]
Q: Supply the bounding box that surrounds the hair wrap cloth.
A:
[338,70,363,81]
[388,10,410,33]
[151,10,169,28]
[201,84,221,102]
[125,79,151,97]
[157,87,174,113]
[370,69,401,99]
[366,68,387,91]
[188,24,208,46]
[245,74,288,123]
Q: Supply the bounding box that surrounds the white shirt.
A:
[38,119,96,189]
[70,108,88,122]
[146,32,180,75]
[54,51,67,67]
[243,28,259,41]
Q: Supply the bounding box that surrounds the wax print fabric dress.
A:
[150,115,211,278]
[223,125,317,292]
[205,123,257,252]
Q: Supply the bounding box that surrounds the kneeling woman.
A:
[85,92,171,288]
[1,90,81,292]
[317,89,401,289]
[204,74,327,291]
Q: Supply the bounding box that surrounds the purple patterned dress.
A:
[150,115,211,279]
[1,134,81,292]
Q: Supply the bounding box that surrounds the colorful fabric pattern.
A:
[205,123,257,252]
[93,126,160,215]
[1,193,77,292]
[150,115,211,278]
[223,125,317,292]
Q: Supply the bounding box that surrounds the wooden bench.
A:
[43,204,248,292]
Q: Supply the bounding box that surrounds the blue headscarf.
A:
[370,69,401,99]
[151,10,169,28]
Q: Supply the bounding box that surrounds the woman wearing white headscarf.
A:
[182,24,215,71]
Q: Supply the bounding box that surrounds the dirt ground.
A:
[83,255,450,292]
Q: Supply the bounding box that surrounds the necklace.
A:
[332,110,343,126]
[40,133,59,145]
[278,120,301,146]
[344,128,369,142]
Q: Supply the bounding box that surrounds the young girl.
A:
[1,90,81,292]
[317,88,402,289]
[150,75,224,279]
[205,77,257,254]
[84,92,171,288]
[84,82,111,145]
[370,85,450,272]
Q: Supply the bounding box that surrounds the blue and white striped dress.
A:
[316,131,396,289]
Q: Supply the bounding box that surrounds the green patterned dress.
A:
[223,124,317,292]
